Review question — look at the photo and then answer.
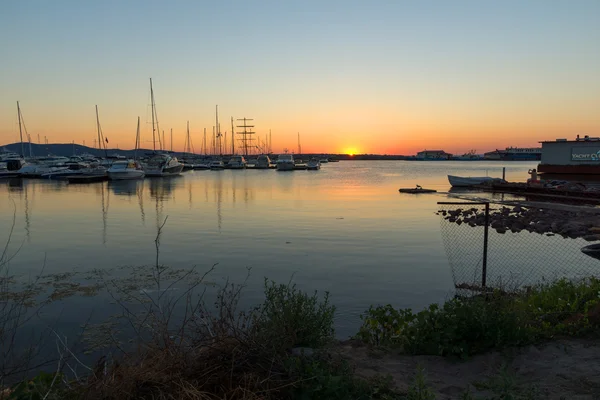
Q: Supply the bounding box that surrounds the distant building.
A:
[538,135,600,175]
[415,150,452,160]
[484,147,541,161]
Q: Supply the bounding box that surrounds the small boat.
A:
[228,155,247,169]
[0,158,26,179]
[399,185,437,194]
[209,160,225,170]
[447,175,505,187]
[107,159,145,180]
[276,154,295,171]
[143,153,184,177]
[306,158,321,170]
[254,155,271,169]
[581,243,600,261]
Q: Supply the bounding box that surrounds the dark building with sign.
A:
[538,136,600,175]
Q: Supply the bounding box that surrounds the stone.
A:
[583,235,600,242]
[290,347,315,357]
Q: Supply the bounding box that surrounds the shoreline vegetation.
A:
[1,223,600,399]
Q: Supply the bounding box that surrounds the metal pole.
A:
[502,167,506,180]
[482,202,490,288]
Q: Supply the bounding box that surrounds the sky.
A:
[1,0,599,155]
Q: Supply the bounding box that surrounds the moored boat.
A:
[254,155,272,169]
[307,157,321,170]
[276,154,295,171]
[107,160,145,180]
[143,154,184,177]
[228,155,247,169]
[447,175,505,187]
[209,160,225,170]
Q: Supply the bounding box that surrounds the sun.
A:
[343,147,359,156]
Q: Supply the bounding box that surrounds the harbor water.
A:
[0,160,565,337]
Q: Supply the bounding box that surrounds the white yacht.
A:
[307,157,321,170]
[228,155,247,169]
[255,155,271,169]
[0,148,21,162]
[276,154,295,171]
[143,154,184,177]
[107,159,145,180]
[209,160,225,170]
[0,158,27,178]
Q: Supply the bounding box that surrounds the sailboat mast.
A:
[150,78,156,152]
[17,101,24,157]
[134,116,140,160]
[186,121,190,154]
[269,129,272,153]
[231,117,235,155]
[170,128,173,152]
[203,128,206,155]
[95,105,104,158]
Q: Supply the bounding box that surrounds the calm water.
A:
[0,160,542,337]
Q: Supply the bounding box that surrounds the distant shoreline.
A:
[2,142,540,161]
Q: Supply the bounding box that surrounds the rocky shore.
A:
[440,203,600,240]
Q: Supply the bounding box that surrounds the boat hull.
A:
[144,164,184,177]
[447,175,496,187]
[107,170,145,180]
[276,163,295,171]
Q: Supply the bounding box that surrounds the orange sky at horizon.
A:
[2,2,599,156]
[0,100,595,156]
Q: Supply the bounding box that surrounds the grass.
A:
[355,277,600,358]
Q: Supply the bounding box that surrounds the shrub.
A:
[253,279,336,351]
[356,278,600,358]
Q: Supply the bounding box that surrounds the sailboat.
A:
[0,103,28,178]
[143,78,184,177]
[107,117,145,180]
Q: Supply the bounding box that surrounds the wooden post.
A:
[482,202,490,287]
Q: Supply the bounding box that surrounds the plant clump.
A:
[356,278,600,358]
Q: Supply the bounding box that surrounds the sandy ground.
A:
[337,339,600,399]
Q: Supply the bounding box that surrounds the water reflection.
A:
[214,173,223,231]
[148,177,184,230]
[108,180,146,224]
[275,171,294,193]
[108,180,142,196]
[100,182,110,245]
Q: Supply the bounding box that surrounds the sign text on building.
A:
[571,146,600,161]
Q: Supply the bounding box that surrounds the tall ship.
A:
[484,147,541,161]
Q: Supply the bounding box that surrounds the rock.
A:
[583,235,600,242]
[511,221,525,231]
[491,220,504,229]
[290,347,315,357]
[496,228,507,234]
[535,224,550,234]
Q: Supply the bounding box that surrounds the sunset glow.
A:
[1,1,599,155]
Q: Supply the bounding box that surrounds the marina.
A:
[3,159,594,339]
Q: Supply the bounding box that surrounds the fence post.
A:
[482,202,490,287]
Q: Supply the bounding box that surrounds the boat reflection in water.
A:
[108,179,144,196]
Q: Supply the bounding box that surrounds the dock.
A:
[474,182,600,202]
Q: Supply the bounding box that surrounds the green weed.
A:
[356,278,600,358]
